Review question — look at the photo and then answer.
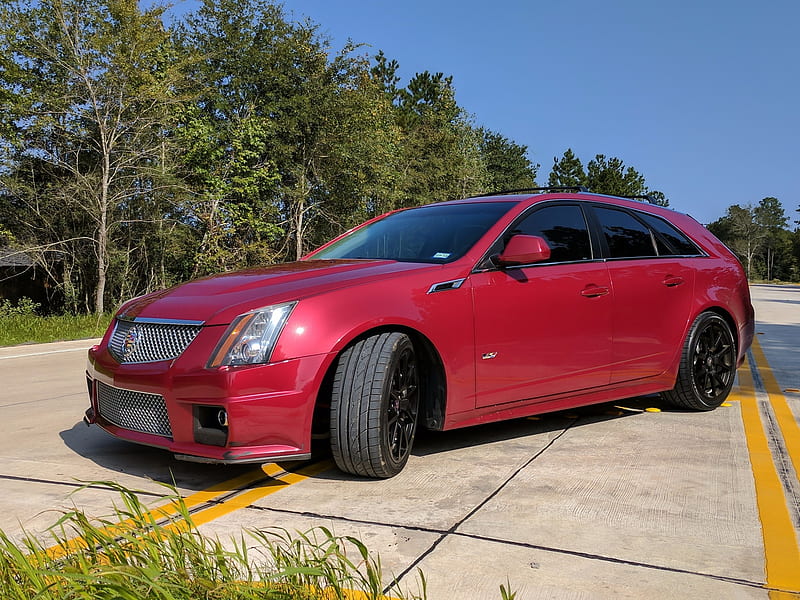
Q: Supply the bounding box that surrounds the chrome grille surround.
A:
[108,317,203,364]
[96,381,173,438]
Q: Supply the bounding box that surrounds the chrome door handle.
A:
[663,276,685,287]
[581,285,609,298]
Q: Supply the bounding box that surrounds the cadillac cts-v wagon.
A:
[84,188,755,477]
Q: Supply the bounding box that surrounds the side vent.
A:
[427,278,466,294]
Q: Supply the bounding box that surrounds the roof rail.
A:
[488,186,590,196]
[617,194,654,203]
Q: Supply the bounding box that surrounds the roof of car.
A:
[434,188,690,220]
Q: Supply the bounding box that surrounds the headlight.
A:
[208,302,297,367]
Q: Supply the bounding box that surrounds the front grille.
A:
[96,381,173,438]
[109,319,202,364]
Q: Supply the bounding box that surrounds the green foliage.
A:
[547,148,585,189]
[754,197,789,280]
[479,129,538,192]
[0,297,40,317]
[0,482,432,599]
[385,67,493,208]
[547,149,668,205]
[585,154,646,197]
[709,198,798,281]
[499,579,518,600]
[0,0,193,314]
[0,312,112,346]
[2,0,703,314]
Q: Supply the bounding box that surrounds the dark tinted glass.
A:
[312,201,516,263]
[595,207,656,258]
[514,204,592,262]
[639,213,701,256]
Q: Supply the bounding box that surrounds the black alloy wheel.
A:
[692,318,736,401]
[386,343,419,465]
[663,312,736,411]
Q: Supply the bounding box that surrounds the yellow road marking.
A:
[45,460,330,557]
[165,460,333,531]
[45,467,270,558]
[751,336,800,482]
[733,356,800,593]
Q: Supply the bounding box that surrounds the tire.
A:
[330,332,420,478]
[662,312,737,411]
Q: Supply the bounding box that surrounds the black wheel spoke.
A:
[688,317,736,402]
[385,345,419,467]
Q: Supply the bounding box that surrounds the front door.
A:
[471,203,614,408]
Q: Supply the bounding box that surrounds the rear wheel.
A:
[662,312,736,411]
[330,332,419,478]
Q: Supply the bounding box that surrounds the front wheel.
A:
[662,312,737,411]
[330,332,420,478]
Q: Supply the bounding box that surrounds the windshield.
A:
[311,201,517,264]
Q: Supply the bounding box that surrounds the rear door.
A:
[589,206,698,383]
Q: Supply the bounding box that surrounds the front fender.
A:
[272,270,477,415]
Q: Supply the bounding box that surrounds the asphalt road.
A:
[0,284,798,599]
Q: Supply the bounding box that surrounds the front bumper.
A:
[85,336,332,464]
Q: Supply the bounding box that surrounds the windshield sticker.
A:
[433,252,451,259]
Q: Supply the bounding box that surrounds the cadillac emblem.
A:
[122,326,141,361]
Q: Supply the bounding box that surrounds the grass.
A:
[0,482,430,600]
[0,312,111,347]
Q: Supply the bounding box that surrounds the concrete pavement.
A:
[0,285,797,598]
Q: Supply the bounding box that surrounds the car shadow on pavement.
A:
[58,422,256,492]
[59,394,674,489]
[411,394,668,458]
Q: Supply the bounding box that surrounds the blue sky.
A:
[168,0,799,225]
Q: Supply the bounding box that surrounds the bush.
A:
[0,296,40,317]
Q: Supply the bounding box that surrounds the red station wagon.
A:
[84,188,755,477]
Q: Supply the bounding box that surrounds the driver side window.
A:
[514,204,593,263]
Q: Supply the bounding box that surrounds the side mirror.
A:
[496,235,551,267]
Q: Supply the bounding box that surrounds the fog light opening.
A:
[194,405,229,447]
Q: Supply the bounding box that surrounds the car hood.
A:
[117,259,437,325]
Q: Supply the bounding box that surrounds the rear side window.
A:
[594,207,656,259]
[638,213,702,256]
[514,204,592,262]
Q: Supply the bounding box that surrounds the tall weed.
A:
[0,482,427,599]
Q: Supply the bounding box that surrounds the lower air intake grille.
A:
[97,381,173,438]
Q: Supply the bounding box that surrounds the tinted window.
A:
[594,207,656,258]
[514,204,592,262]
[639,213,701,256]
[311,201,516,263]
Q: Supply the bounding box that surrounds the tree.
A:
[754,197,788,280]
[175,0,293,272]
[707,205,763,279]
[0,0,187,313]
[547,148,585,189]
[395,71,469,205]
[478,129,538,192]
[547,149,668,206]
[382,67,491,207]
[177,1,405,265]
[586,154,646,197]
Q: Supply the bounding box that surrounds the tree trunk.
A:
[95,154,110,315]
[294,195,305,261]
